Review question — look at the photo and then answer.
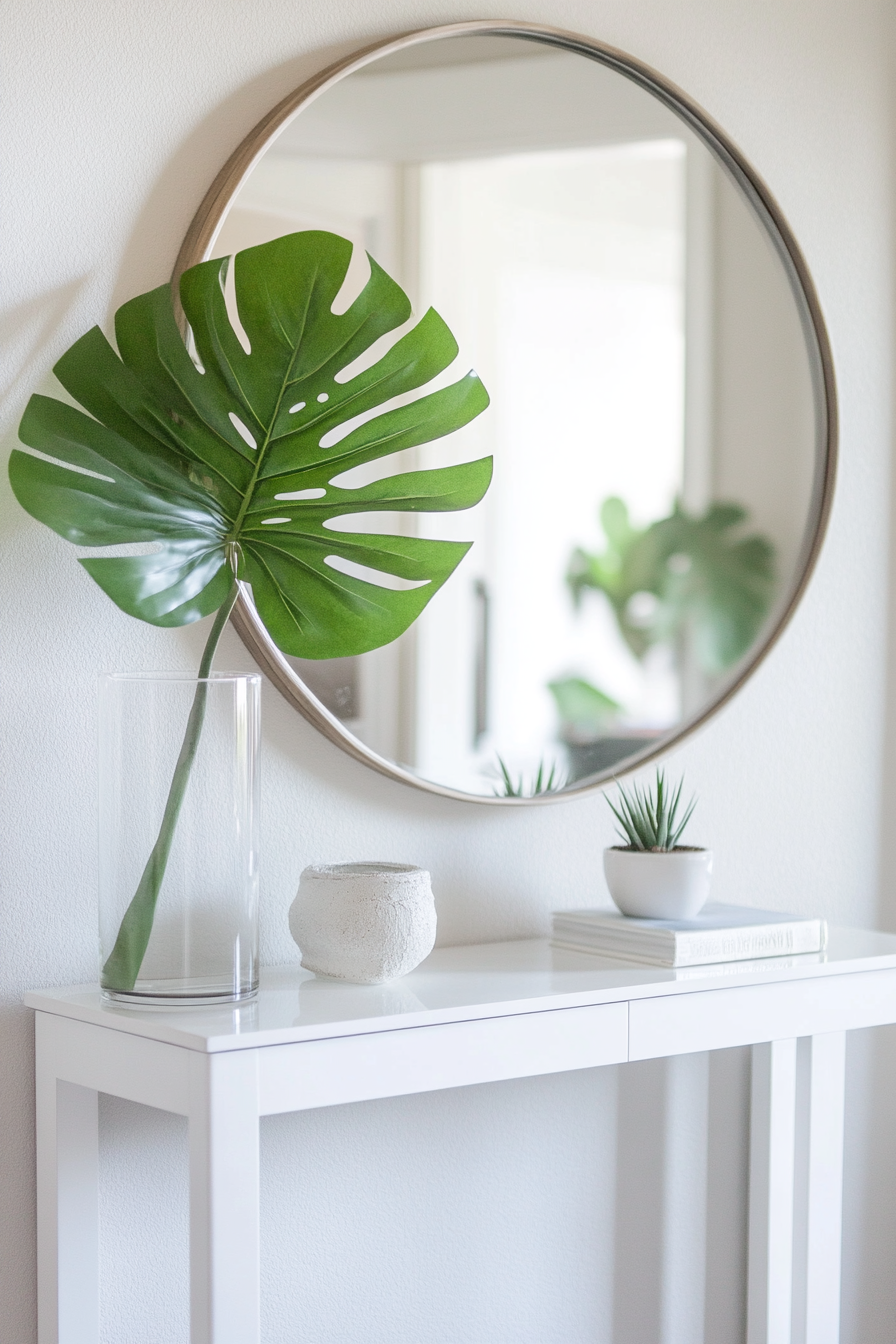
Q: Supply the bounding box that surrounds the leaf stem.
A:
[101,578,241,992]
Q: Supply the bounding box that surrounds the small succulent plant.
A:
[607,769,698,851]
[493,754,566,798]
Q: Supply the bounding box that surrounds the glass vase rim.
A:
[101,670,262,685]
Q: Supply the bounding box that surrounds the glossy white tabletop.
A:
[25,928,896,1053]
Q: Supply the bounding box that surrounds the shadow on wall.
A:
[613,1049,750,1343]
[98,1048,751,1342]
[0,277,92,415]
[108,39,371,312]
[0,1005,38,1344]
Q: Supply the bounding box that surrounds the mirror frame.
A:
[174,19,837,805]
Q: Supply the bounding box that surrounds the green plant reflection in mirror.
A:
[550,494,776,780]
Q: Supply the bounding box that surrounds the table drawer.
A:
[629,968,896,1060]
[260,1000,628,1113]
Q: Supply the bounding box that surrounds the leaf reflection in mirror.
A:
[567,495,776,672]
[555,494,777,782]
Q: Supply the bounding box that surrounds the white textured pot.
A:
[289,861,437,984]
[603,847,713,919]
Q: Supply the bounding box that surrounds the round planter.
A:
[603,847,713,920]
[289,861,437,984]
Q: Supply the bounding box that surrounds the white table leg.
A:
[189,1050,261,1344]
[748,1038,798,1344]
[35,1016,99,1344]
[792,1033,846,1344]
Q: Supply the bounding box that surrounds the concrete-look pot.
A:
[603,847,713,920]
[289,861,436,984]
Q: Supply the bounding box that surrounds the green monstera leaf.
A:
[9,231,491,992]
[567,496,775,675]
[10,229,491,657]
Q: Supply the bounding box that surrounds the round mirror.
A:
[177,21,835,802]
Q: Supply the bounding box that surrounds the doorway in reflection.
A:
[411,140,687,792]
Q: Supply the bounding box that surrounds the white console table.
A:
[27,928,896,1344]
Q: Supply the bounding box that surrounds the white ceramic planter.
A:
[603,847,713,919]
[289,861,437,984]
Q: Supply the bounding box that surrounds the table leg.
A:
[747,1034,847,1344]
[748,1038,798,1344]
[188,1050,261,1344]
[792,1033,846,1344]
[35,1016,99,1344]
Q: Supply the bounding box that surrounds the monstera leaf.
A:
[646,502,776,672]
[568,496,776,674]
[10,230,491,658]
[9,231,491,991]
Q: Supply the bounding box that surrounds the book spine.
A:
[673,921,824,966]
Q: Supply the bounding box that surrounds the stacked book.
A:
[551,903,827,968]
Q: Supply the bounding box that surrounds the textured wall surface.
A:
[2,1,895,1340]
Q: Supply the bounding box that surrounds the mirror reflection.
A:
[207,34,820,797]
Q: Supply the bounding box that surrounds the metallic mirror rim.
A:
[174,19,838,805]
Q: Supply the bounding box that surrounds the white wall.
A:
[2,1,894,1340]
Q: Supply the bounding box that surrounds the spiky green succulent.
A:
[607,769,697,850]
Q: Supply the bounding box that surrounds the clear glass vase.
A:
[99,673,260,1005]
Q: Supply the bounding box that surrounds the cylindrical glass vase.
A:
[99,673,260,1005]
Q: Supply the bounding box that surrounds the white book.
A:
[551,903,827,968]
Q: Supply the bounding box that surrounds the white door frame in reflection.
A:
[174,20,837,805]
